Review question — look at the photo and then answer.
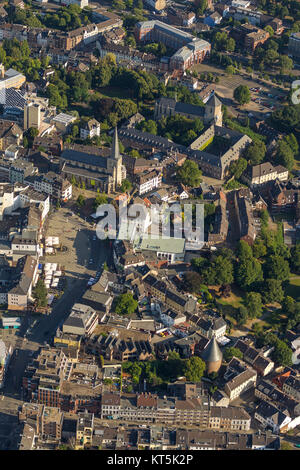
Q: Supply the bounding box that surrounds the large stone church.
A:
[61,127,126,193]
[154,93,223,127]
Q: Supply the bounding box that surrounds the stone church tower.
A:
[204,93,223,127]
[107,127,123,190]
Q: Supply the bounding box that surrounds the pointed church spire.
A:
[111,127,120,160]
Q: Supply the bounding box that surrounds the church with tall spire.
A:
[107,127,123,189]
[61,126,126,194]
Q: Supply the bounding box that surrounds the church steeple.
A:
[204,92,223,127]
[111,127,121,160]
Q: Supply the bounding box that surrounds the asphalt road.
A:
[0,210,111,448]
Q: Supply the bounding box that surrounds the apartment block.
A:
[62,304,98,337]
[33,172,72,202]
[243,162,288,187]
[37,406,64,442]
[24,103,41,130]
[283,376,300,402]
[137,170,162,195]
[75,411,94,449]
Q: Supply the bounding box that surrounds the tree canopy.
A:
[177,160,202,188]
[115,292,138,315]
[233,85,251,105]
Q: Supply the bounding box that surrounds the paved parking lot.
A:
[191,62,286,120]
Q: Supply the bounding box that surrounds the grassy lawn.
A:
[215,286,244,325]
[286,276,300,301]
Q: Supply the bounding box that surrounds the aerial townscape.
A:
[0,0,299,455]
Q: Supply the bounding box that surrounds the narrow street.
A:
[0,207,111,448]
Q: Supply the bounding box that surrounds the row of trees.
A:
[12,4,92,31]
[189,226,296,315]
[274,133,299,172]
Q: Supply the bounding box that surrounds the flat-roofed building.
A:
[37,406,64,441]
[0,64,26,89]
[24,102,41,130]
[75,410,94,449]
[51,113,76,135]
[137,236,185,264]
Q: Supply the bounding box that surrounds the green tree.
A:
[285,133,298,155]
[210,255,234,286]
[183,357,206,382]
[137,119,157,135]
[236,305,249,326]
[279,55,293,72]
[226,65,236,76]
[264,255,290,282]
[120,179,132,193]
[260,209,269,228]
[71,175,77,186]
[93,193,108,210]
[290,243,300,274]
[72,124,79,137]
[263,279,284,304]
[264,25,274,36]
[275,140,294,171]
[244,141,266,165]
[33,279,48,307]
[102,261,109,271]
[237,240,253,261]
[273,340,293,367]
[128,149,141,159]
[76,194,85,207]
[195,0,207,15]
[236,257,263,289]
[230,157,247,180]
[233,85,251,105]
[115,292,138,315]
[183,271,202,294]
[177,160,202,187]
[223,347,243,363]
[275,140,295,171]
[253,239,267,259]
[244,292,263,319]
